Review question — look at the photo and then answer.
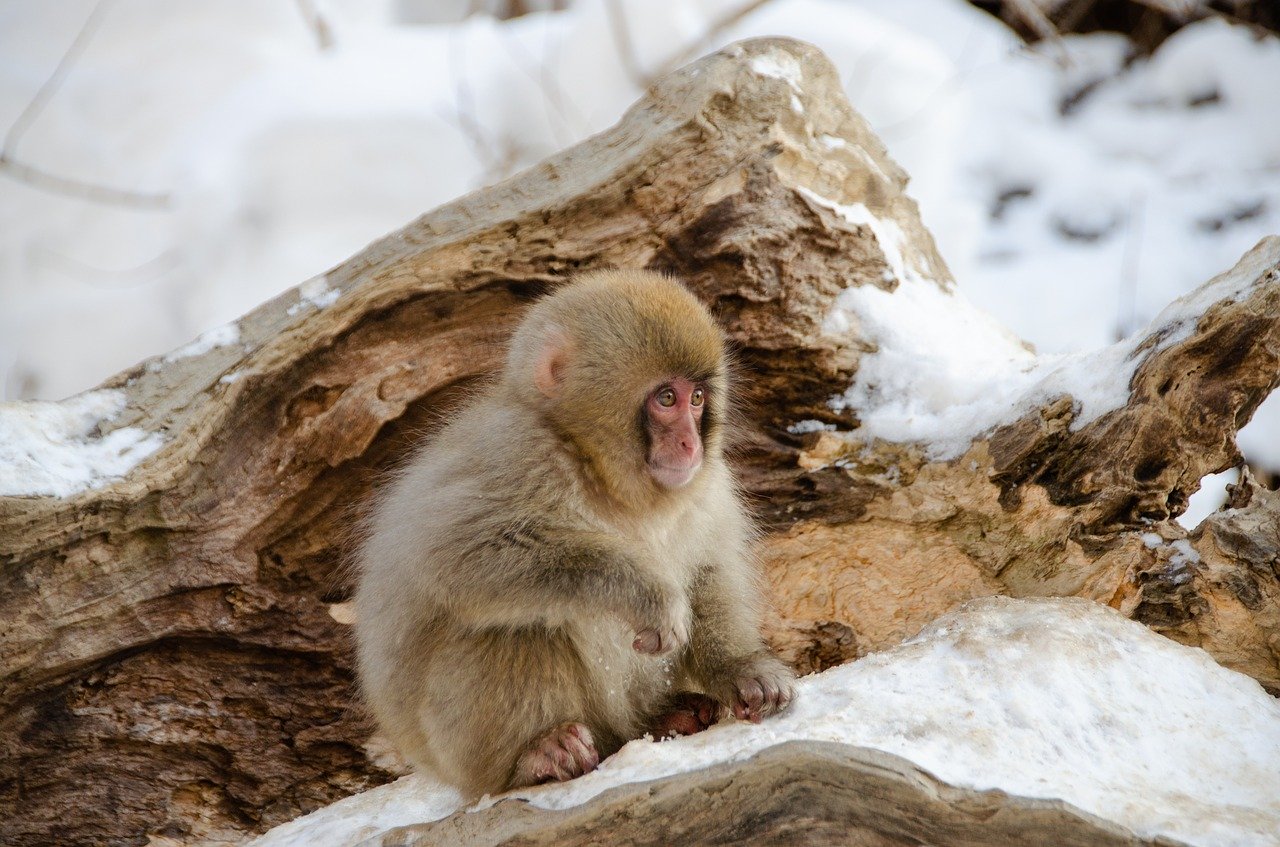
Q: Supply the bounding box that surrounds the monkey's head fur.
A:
[504,269,729,510]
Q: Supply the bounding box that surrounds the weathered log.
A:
[1,36,1276,846]
[348,742,1190,847]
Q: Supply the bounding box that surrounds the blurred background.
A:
[1,0,1277,520]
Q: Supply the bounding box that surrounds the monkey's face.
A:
[643,376,705,489]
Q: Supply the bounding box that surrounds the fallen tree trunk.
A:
[1,36,1277,847]
[344,741,1190,847]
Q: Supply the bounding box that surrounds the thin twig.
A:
[502,14,588,146]
[1005,0,1069,64]
[604,0,648,87]
[1054,0,1100,33]
[651,0,774,81]
[1116,190,1146,341]
[0,156,169,209]
[446,22,502,177]
[1,0,170,209]
[294,0,334,50]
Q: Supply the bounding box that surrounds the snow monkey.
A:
[353,269,795,797]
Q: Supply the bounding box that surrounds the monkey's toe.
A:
[650,692,719,738]
[513,722,600,786]
[730,659,796,723]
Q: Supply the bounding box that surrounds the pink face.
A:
[645,376,705,488]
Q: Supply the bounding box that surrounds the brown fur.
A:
[353,269,794,798]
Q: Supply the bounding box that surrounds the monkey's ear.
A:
[532,329,570,398]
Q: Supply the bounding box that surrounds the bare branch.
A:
[604,0,649,87]
[0,155,169,210]
[651,0,774,81]
[0,0,171,209]
[294,0,335,50]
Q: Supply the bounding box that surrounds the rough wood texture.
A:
[1,36,1277,846]
[368,741,1189,847]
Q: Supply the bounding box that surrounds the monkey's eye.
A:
[690,388,705,407]
[657,387,677,408]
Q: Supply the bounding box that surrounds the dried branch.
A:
[0,0,170,209]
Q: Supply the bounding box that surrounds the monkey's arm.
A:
[683,558,795,721]
[440,525,689,651]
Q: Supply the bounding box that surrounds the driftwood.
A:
[1,36,1277,847]
[361,742,1189,847]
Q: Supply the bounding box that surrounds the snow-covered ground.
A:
[250,597,1280,847]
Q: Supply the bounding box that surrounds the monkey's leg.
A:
[422,624,619,796]
[648,691,719,739]
[684,563,797,723]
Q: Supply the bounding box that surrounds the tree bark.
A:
[1,36,1276,847]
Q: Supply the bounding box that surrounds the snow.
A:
[749,51,803,91]
[0,389,164,496]
[286,276,341,315]
[163,322,240,362]
[787,419,835,434]
[1181,467,1242,529]
[250,597,1280,847]
[249,777,463,847]
[947,16,1280,477]
[810,161,1275,461]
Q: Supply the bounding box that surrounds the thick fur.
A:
[354,269,793,798]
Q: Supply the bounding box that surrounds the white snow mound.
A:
[251,597,1280,847]
[0,389,164,497]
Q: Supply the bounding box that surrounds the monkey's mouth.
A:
[648,460,702,489]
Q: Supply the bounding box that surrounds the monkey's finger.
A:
[758,677,784,714]
[736,678,766,722]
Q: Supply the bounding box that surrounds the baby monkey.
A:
[354,269,795,796]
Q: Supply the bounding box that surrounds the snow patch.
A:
[800,187,918,286]
[0,390,164,497]
[787,419,837,434]
[816,188,1273,459]
[249,777,463,847]
[164,322,240,362]
[1179,467,1241,529]
[749,51,804,92]
[286,276,341,316]
[250,597,1280,847]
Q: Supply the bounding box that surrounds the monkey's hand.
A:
[712,654,796,723]
[628,585,691,656]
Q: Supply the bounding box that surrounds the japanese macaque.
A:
[353,269,794,797]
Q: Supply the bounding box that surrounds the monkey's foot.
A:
[724,656,796,723]
[511,722,600,786]
[650,692,720,739]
